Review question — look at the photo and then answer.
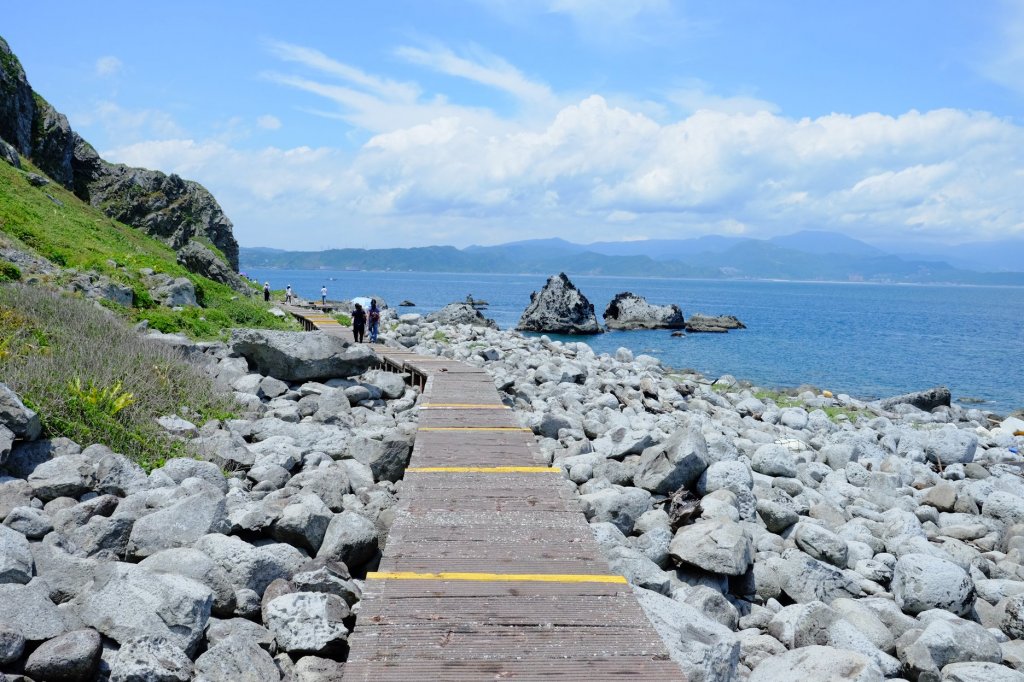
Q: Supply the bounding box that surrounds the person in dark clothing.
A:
[352,303,366,343]
[368,299,381,343]
[263,282,270,302]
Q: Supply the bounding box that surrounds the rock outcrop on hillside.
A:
[0,36,240,272]
[604,292,685,330]
[516,273,603,335]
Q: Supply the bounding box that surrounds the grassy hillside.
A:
[0,154,297,338]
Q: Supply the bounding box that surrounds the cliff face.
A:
[0,36,240,270]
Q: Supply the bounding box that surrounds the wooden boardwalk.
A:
[284,306,683,681]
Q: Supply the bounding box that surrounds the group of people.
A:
[351,299,380,343]
[260,281,380,343]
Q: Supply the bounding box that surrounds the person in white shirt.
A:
[320,286,327,307]
[285,285,293,304]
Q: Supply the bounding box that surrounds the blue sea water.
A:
[245,268,1024,414]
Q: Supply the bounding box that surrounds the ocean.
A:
[244,268,1024,415]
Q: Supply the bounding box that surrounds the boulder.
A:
[779,550,862,604]
[633,425,709,495]
[669,519,753,576]
[127,487,230,557]
[876,386,952,412]
[631,585,740,681]
[264,592,349,655]
[751,443,798,478]
[193,632,279,682]
[0,582,67,640]
[602,292,684,330]
[794,522,849,568]
[0,522,33,584]
[138,547,237,617]
[579,487,652,535]
[77,563,213,655]
[0,626,25,664]
[150,277,197,307]
[750,646,883,682]
[27,454,94,500]
[0,383,41,441]
[685,314,746,333]
[901,617,1002,679]
[316,511,378,568]
[425,302,498,328]
[109,636,193,682]
[271,493,334,553]
[940,662,1024,681]
[347,434,412,483]
[892,554,975,616]
[24,628,102,682]
[515,273,602,335]
[230,329,377,382]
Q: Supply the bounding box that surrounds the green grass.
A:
[0,154,298,340]
[334,313,352,326]
[0,284,237,470]
[432,330,449,343]
[753,389,804,408]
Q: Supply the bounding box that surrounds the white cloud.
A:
[981,0,1024,95]
[395,44,553,104]
[257,114,282,130]
[668,80,779,115]
[73,101,184,143]
[95,56,122,77]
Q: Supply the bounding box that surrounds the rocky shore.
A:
[2,310,1024,681]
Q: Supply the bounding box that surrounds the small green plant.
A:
[334,313,352,326]
[67,377,136,416]
[432,330,449,343]
[753,390,803,408]
[0,262,21,282]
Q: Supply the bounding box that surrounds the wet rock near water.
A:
[425,302,498,329]
[516,272,603,335]
[685,313,747,333]
[603,292,685,330]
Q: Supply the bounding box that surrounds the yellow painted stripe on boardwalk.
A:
[419,426,533,432]
[367,571,627,584]
[406,466,561,473]
[421,403,511,409]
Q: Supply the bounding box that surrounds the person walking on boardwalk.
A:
[352,302,367,343]
[368,298,381,342]
[263,282,270,302]
[285,285,293,304]
[320,285,327,307]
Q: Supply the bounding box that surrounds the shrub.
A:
[0,284,236,469]
[0,262,21,282]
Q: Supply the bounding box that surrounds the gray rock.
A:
[358,370,408,399]
[749,645,883,682]
[290,467,350,512]
[29,536,102,603]
[193,632,279,682]
[751,444,798,478]
[515,273,603,335]
[924,425,979,465]
[0,626,26,665]
[205,617,274,649]
[767,601,838,649]
[139,547,236,617]
[0,424,13,467]
[892,553,975,616]
[794,522,849,567]
[756,499,799,533]
[941,662,1024,681]
[150,277,197,307]
[292,560,361,606]
[579,486,652,534]
[633,425,709,495]
[697,460,753,496]
[347,434,412,483]
[190,430,256,469]
[24,628,102,682]
[230,329,377,382]
[685,314,746,333]
[779,549,862,603]
[425,302,497,328]
[602,292,684,330]
[176,241,247,291]
[264,592,349,655]
[901,616,1002,679]
[984,492,1024,525]
[0,522,33,584]
[0,383,42,440]
[77,563,213,654]
[272,493,333,553]
[127,487,230,557]
[292,655,345,681]
[155,415,199,437]
[670,519,753,576]
[109,636,193,682]
[316,511,378,568]
[152,458,227,492]
[0,582,68,640]
[876,386,951,412]
[91,449,150,497]
[1001,594,1024,638]
[683,585,740,630]
[3,437,81,480]
[27,454,95,500]
[195,533,303,594]
[631,585,740,682]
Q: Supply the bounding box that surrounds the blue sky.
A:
[5,1,1024,249]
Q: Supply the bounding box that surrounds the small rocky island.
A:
[603,292,685,330]
[685,313,747,333]
[515,272,603,335]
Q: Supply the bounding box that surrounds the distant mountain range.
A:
[240,230,1024,285]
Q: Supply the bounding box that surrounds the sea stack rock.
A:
[685,314,746,333]
[426,303,498,329]
[603,292,684,330]
[516,273,602,335]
